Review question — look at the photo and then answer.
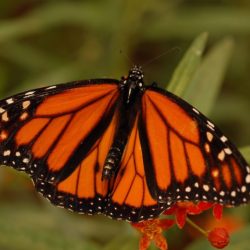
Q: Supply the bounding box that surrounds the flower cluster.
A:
[132,219,175,250]
[131,202,230,250]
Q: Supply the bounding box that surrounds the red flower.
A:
[164,201,223,228]
[208,227,230,249]
[132,219,175,250]
[131,201,229,250]
[213,204,224,220]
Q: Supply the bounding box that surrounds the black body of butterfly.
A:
[0,65,249,222]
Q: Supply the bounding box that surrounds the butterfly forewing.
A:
[141,86,250,206]
[0,80,120,181]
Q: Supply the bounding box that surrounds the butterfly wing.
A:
[2,77,249,222]
[106,115,168,222]
[140,86,250,207]
[0,80,121,213]
[35,103,120,214]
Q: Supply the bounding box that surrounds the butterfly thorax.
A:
[102,66,144,180]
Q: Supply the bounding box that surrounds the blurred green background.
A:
[0,1,249,250]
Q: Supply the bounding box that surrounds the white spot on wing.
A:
[220,136,228,142]
[46,86,57,90]
[3,150,11,156]
[241,186,246,193]
[23,158,29,163]
[6,98,14,104]
[192,108,199,114]
[0,108,5,113]
[206,132,213,142]
[22,100,31,109]
[207,120,215,128]
[220,191,225,196]
[246,174,250,183]
[203,185,210,191]
[2,112,9,122]
[207,124,215,131]
[247,166,250,173]
[224,148,232,155]
[25,91,35,96]
[218,150,225,161]
[231,191,236,197]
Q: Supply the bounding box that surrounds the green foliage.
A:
[182,38,234,116]
[0,1,249,250]
[167,32,208,97]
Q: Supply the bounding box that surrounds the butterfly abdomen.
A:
[102,100,139,180]
[102,139,126,179]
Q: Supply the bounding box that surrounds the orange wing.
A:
[106,116,170,221]
[0,80,121,214]
[1,77,249,222]
[140,87,250,207]
[35,114,164,221]
[35,107,119,214]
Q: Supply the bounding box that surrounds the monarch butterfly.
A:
[0,65,249,222]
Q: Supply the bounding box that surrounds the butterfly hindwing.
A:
[35,106,120,215]
[106,115,170,221]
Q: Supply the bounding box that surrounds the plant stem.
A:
[186,217,208,237]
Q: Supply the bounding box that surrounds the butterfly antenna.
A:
[119,50,134,65]
[142,47,182,68]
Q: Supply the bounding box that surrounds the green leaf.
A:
[167,32,208,96]
[240,146,250,164]
[182,38,234,115]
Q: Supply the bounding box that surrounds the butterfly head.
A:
[127,65,144,84]
[121,65,145,104]
[121,65,144,86]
